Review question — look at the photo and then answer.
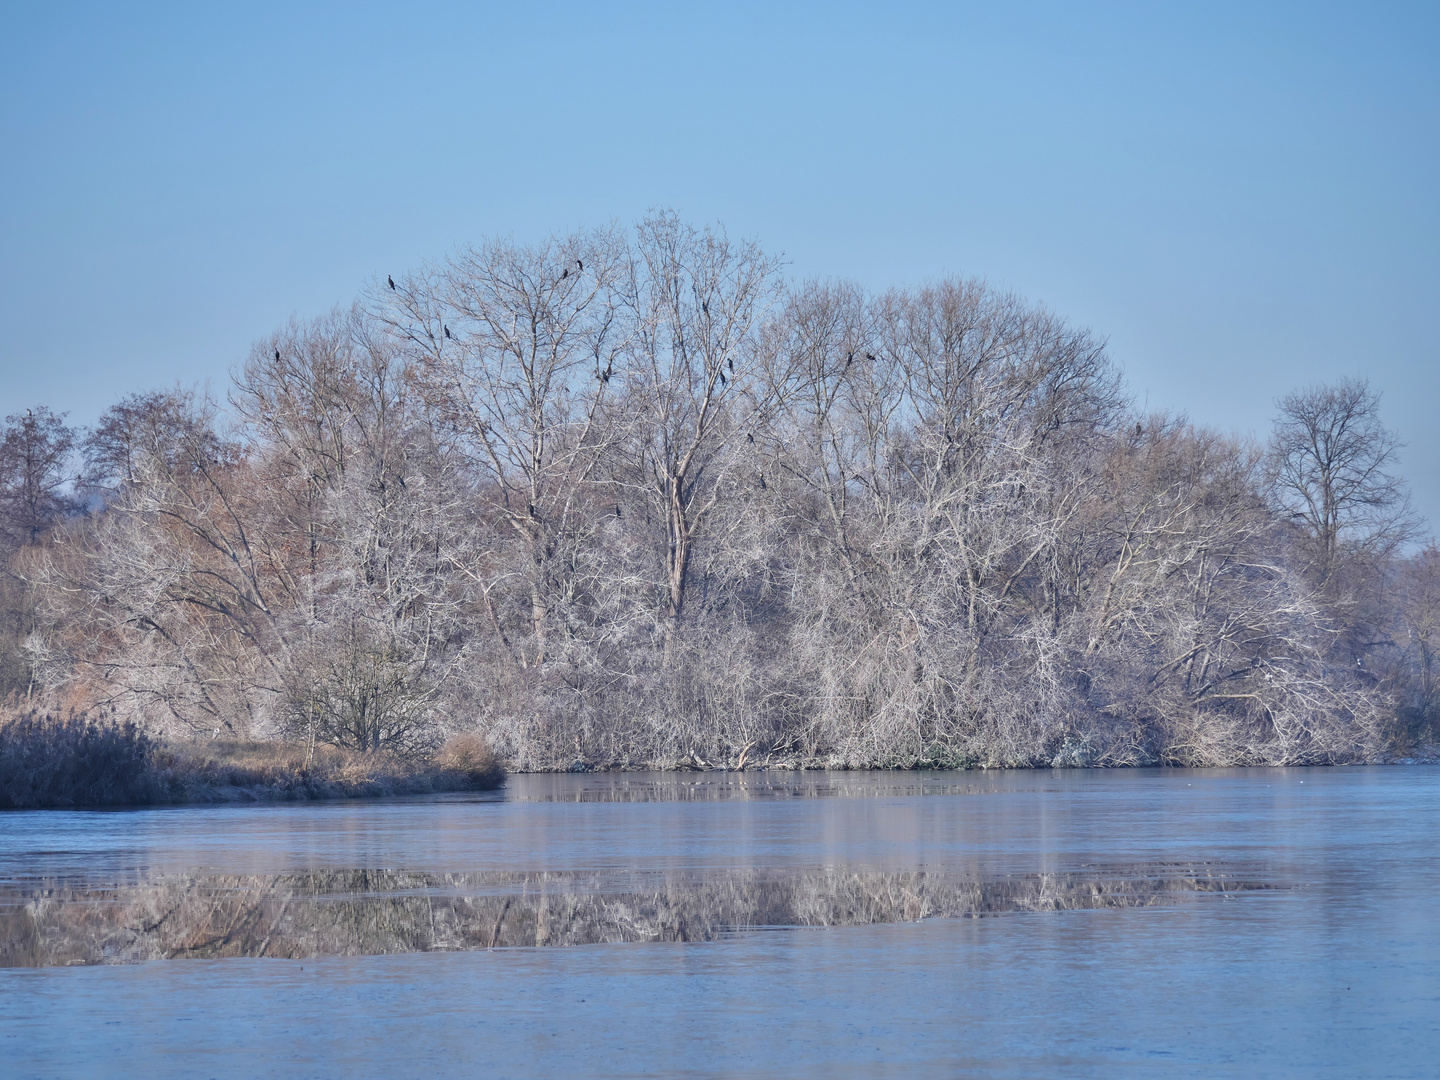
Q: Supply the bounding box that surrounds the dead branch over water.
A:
[1,216,1436,773]
[0,864,1268,967]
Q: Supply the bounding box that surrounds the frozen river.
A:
[2,766,1436,1077]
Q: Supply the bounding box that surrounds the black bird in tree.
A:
[577,259,583,272]
[561,267,569,280]
[865,352,876,361]
[728,357,734,373]
[444,325,452,339]
[275,349,281,362]
[388,275,396,290]
[719,371,727,387]
[746,432,754,444]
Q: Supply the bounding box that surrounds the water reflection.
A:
[1,862,1267,967]
[505,770,1021,801]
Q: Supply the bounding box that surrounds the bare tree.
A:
[1075,420,1384,765]
[618,212,785,636]
[0,406,76,550]
[774,280,1122,766]
[236,312,471,754]
[0,406,77,697]
[1270,378,1419,586]
[80,390,209,500]
[14,219,1414,769]
[30,390,266,735]
[374,229,627,673]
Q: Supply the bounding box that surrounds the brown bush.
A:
[433,734,504,789]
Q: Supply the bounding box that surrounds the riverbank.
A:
[0,712,503,809]
[4,711,1433,810]
[526,746,1440,772]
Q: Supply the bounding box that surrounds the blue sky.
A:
[2,1,1436,526]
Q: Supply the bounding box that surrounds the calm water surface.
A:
[1,766,1436,1078]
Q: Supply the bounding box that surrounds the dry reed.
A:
[0,710,503,808]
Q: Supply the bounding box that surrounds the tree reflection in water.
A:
[0,864,1270,967]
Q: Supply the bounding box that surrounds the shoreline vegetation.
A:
[2,707,1433,811]
[0,711,503,809]
[2,216,1439,785]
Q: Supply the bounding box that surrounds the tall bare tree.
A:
[236,312,471,753]
[0,406,76,550]
[1270,378,1419,586]
[618,212,784,636]
[0,406,77,696]
[376,229,627,671]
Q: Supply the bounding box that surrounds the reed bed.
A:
[0,710,502,809]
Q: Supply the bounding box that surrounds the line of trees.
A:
[2,215,1435,768]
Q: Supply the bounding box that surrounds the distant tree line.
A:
[2,215,1435,768]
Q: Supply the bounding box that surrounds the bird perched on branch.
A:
[561,268,569,280]
[388,275,396,290]
[444,325,452,339]
[577,259,584,272]
[275,349,281,362]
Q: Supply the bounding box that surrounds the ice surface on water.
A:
[1,766,1437,1078]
